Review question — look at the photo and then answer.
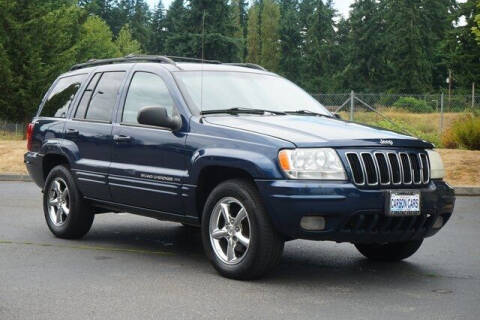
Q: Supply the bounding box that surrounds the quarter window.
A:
[40,74,87,118]
[122,72,176,124]
[79,72,126,122]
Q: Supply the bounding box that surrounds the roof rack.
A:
[70,54,268,72]
[166,56,222,64]
[224,63,267,71]
[70,55,176,71]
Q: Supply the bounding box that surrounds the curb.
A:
[0,174,32,182]
[0,174,478,196]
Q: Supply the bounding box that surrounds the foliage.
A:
[473,0,480,42]
[115,24,142,55]
[442,115,480,150]
[393,97,435,113]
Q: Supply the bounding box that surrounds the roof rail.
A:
[70,55,176,71]
[223,63,267,71]
[167,56,222,64]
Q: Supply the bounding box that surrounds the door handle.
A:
[66,128,79,136]
[113,135,132,143]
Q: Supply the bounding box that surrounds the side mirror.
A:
[333,113,342,120]
[137,106,182,131]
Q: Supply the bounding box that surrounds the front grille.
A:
[345,150,430,188]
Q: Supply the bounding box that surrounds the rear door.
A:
[66,68,128,200]
[109,67,187,214]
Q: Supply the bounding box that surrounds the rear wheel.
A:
[201,179,284,280]
[43,165,94,239]
[354,239,423,261]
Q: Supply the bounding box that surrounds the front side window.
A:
[174,71,330,115]
[41,74,87,118]
[79,72,126,122]
[122,72,176,124]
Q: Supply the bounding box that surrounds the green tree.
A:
[149,0,166,54]
[116,24,142,55]
[473,0,480,43]
[339,0,388,92]
[278,0,302,82]
[76,15,121,62]
[300,0,338,93]
[246,2,261,64]
[232,0,248,61]
[260,0,281,71]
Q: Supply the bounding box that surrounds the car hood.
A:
[204,115,433,148]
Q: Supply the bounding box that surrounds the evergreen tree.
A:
[246,2,261,64]
[260,0,281,71]
[340,0,388,92]
[116,24,142,55]
[278,0,302,83]
[76,15,121,61]
[440,0,480,91]
[382,0,432,93]
[232,0,248,61]
[300,0,338,93]
[473,0,480,43]
[149,0,166,54]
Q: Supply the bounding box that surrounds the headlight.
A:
[426,149,445,179]
[278,148,346,180]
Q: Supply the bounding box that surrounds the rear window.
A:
[40,74,87,118]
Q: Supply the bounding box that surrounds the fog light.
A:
[300,216,326,231]
[432,216,444,229]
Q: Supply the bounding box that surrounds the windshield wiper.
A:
[284,110,334,118]
[200,107,286,115]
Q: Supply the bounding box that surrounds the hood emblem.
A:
[380,139,394,145]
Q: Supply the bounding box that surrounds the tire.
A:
[43,165,94,239]
[354,239,424,261]
[201,179,284,280]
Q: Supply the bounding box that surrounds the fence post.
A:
[440,93,444,134]
[350,90,354,121]
[15,123,18,136]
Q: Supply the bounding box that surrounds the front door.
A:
[66,71,127,200]
[109,70,187,214]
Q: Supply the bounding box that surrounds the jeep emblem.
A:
[380,139,393,145]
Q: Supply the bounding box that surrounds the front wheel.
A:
[201,179,284,280]
[354,239,424,261]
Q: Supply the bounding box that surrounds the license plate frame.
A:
[386,190,421,217]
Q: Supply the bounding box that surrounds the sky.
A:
[145,0,354,18]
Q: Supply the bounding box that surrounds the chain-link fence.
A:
[311,92,479,146]
[312,92,479,114]
[0,120,25,138]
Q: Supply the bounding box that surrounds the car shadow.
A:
[81,219,438,286]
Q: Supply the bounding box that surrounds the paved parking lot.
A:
[0,181,479,320]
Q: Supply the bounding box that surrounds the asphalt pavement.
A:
[0,181,479,320]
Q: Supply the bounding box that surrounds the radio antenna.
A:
[200,10,206,112]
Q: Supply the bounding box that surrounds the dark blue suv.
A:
[25,56,455,279]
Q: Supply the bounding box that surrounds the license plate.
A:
[387,191,421,216]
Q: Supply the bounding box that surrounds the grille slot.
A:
[346,150,430,188]
[346,153,365,185]
[361,153,378,185]
[400,153,412,184]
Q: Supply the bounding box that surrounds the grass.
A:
[1,140,478,186]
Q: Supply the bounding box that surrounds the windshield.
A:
[174,71,330,115]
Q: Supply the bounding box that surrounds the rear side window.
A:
[122,72,176,124]
[75,71,126,122]
[40,74,87,118]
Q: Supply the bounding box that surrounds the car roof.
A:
[61,56,273,78]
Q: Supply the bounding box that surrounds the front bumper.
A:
[256,179,455,243]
